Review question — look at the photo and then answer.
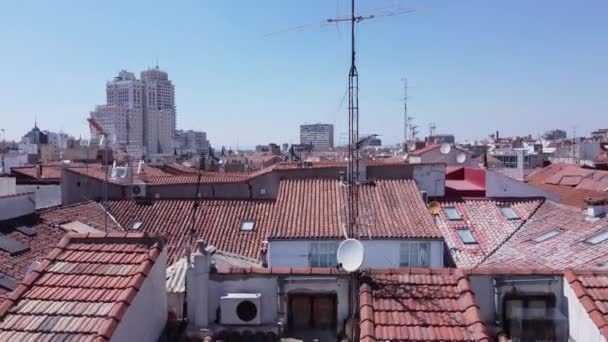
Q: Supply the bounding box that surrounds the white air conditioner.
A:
[220,293,262,325]
[131,183,146,198]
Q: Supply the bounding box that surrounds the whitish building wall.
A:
[111,247,167,342]
[563,278,607,342]
[486,171,560,201]
[268,239,444,268]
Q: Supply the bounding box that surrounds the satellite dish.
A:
[428,201,442,215]
[456,152,467,164]
[337,239,365,273]
[440,143,452,155]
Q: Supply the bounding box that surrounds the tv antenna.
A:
[401,77,408,150]
[87,117,109,232]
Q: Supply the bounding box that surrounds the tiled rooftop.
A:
[270,179,440,239]
[0,232,165,341]
[359,268,489,341]
[106,179,438,265]
[478,201,608,271]
[0,202,120,287]
[106,199,273,265]
[11,164,63,182]
[528,164,608,208]
[564,270,608,338]
[435,198,543,268]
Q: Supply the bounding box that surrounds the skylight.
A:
[585,231,608,245]
[456,228,477,244]
[532,229,563,243]
[444,207,462,221]
[499,206,520,220]
[132,221,144,230]
[0,235,30,256]
[241,220,255,231]
[15,226,36,237]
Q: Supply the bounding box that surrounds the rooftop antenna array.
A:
[402,77,408,150]
[87,118,109,232]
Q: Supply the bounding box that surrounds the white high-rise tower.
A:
[89,67,176,156]
[141,66,176,155]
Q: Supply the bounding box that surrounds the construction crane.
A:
[87,118,110,232]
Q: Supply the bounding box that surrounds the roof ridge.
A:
[454,270,490,341]
[0,232,165,341]
[564,269,608,338]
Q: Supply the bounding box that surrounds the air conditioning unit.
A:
[131,183,146,198]
[220,293,262,325]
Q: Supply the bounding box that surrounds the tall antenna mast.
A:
[328,0,373,241]
[402,77,408,150]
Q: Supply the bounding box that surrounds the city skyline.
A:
[1,0,607,148]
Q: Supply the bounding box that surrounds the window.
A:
[444,207,462,220]
[585,231,608,245]
[499,206,520,220]
[532,229,563,243]
[240,220,255,231]
[132,221,143,230]
[399,241,430,267]
[309,241,338,267]
[456,228,477,244]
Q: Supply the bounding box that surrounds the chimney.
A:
[515,148,526,181]
[585,198,606,219]
[188,239,211,328]
[35,164,42,179]
[260,241,269,267]
[496,130,499,141]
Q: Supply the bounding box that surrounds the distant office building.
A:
[89,67,176,156]
[176,130,209,156]
[21,123,48,145]
[367,137,381,147]
[544,129,567,141]
[44,131,71,150]
[90,105,143,149]
[427,134,455,145]
[300,124,334,150]
[141,67,176,154]
[591,128,608,141]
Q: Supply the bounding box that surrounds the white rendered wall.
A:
[268,239,444,268]
[111,248,168,342]
[563,278,606,342]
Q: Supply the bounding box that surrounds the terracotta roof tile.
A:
[0,202,121,288]
[478,201,608,271]
[0,232,165,341]
[435,198,543,268]
[360,268,489,341]
[106,179,439,265]
[564,270,608,338]
[528,164,608,208]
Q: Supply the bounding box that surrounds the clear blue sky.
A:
[1,0,606,148]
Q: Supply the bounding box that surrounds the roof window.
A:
[15,226,37,237]
[585,230,608,245]
[499,206,520,220]
[456,228,477,244]
[444,207,462,221]
[0,235,30,256]
[132,221,144,230]
[241,220,255,231]
[532,229,563,243]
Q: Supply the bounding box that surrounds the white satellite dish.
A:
[337,239,365,273]
[440,143,452,155]
[402,153,409,160]
[456,152,467,164]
